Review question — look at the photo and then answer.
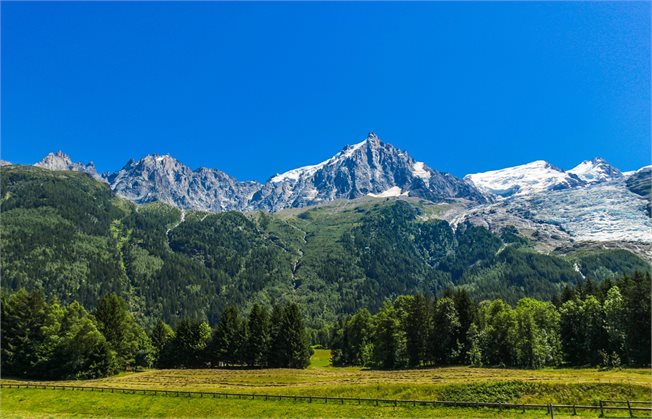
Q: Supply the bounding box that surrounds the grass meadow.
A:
[2,349,650,418]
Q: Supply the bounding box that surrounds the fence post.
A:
[572,405,576,416]
[599,400,604,417]
[627,400,633,418]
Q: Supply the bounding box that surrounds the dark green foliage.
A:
[207,305,246,366]
[48,301,117,379]
[372,302,406,369]
[94,294,152,370]
[1,289,56,377]
[150,320,174,367]
[442,223,503,279]
[244,304,270,367]
[498,247,581,294]
[1,290,116,379]
[404,294,429,367]
[267,303,311,368]
[333,271,649,369]
[619,271,651,365]
[558,271,651,366]
[500,226,528,246]
[573,250,650,282]
[331,308,373,366]
[283,303,312,368]
[430,297,461,365]
[159,319,211,368]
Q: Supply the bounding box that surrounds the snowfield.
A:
[455,180,652,246]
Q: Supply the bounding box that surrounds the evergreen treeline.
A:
[331,272,651,369]
[155,302,311,369]
[1,291,312,379]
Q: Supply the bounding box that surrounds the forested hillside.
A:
[1,166,648,338]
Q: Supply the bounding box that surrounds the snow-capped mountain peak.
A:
[464,160,584,197]
[270,133,373,184]
[568,157,622,184]
[253,132,488,211]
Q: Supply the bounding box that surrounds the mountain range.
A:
[20,132,646,210]
[7,132,651,259]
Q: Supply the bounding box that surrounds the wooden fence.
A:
[2,383,651,418]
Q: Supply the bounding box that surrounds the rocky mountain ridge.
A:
[22,133,490,212]
[11,134,650,216]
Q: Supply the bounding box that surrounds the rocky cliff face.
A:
[107,154,261,212]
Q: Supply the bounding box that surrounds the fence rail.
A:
[2,382,651,418]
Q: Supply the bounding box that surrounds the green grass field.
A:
[2,350,651,418]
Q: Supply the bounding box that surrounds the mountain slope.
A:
[2,165,648,334]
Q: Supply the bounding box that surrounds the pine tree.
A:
[1,289,60,377]
[283,303,311,369]
[622,271,651,365]
[405,294,429,367]
[452,289,475,363]
[245,303,270,367]
[267,303,287,367]
[208,305,245,366]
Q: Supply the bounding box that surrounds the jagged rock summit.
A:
[107,153,261,212]
[34,150,103,181]
[250,132,488,211]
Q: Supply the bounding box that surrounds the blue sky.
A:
[2,2,649,181]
